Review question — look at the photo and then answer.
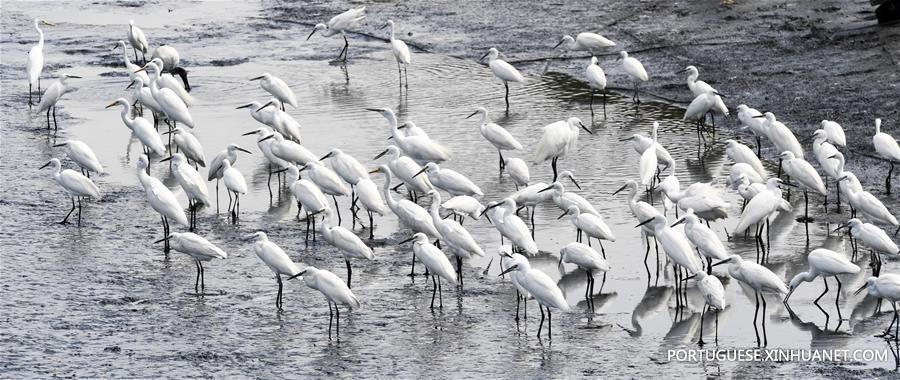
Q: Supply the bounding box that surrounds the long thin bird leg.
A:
[60,197,76,224]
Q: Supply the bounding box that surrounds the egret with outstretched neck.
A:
[382,20,411,87]
[27,19,54,106]
[426,190,484,286]
[784,249,860,316]
[136,155,187,254]
[307,7,367,62]
[156,232,227,293]
[36,74,81,130]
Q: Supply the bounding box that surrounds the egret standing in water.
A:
[27,19,54,106]
[287,266,360,340]
[499,255,570,338]
[559,242,610,312]
[613,180,663,277]
[113,40,149,86]
[712,255,788,346]
[299,161,350,225]
[135,61,194,128]
[821,120,846,148]
[307,7,367,62]
[155,232,227,293]
[679,65,728,123]
[779,151,826,223]
[873,119,900,194]
[737,104,766,156]
[636,214,702,308]
[671,208,728,273]
[415,163,482,197]
[164,127,206,167]
[106,98,165,159]
[834,218,898,277]
[754,112,802,175]
[382,20,411,87]
[466,107,523,171]
[481,198,539,255]
[585,56,608,118]
[426,190,484,286]
[160,153,210,231]
[399,233,457,308]
[480,48,524,110]
[686,271,726,346]
[208,144,252,212]
[250,73,297,110]
[312,208,374,289]
[558,206,615,256]
[505,157,530,189]
[617,51,648,103]
[136,155,187,254]
[36,74,80,130]
[127,20,149,63]
[784,248,860,315]
[533,117,592,181]
[40,158,100,226]
[554,33,616,54]
[221,159,248,223]
[52,140,102,178]
[855,274,900,338]
[249,231,301,311]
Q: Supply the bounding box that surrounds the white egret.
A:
[481,198,538,255]
[127,20,149,63]
[208,144,253,211]
[288,266,360,340]
[164,127,206,167]
[399,233,458,308]
[873,118,900,193]
[248,231,301,311]
[354,176,388,238]
[726,139,765,178]
[821,120,846,147]
[613,180,663,275]
[427,190,484,286]
[51,140,102,177]
[755,112,802,174]
[39,158,100,225]
[128,77,162,126]
[834,219,899,277]
[539,173,600,216]
[499,255,570,338]
[737,104,766,156]
[505,157,530,189]
[415,163,482,197]
[36,73,80,130]
[735,178,786,257]
[250,73,297,110]
[373,145,432,199]
[712,255,788,346]
[780,151,826,222]
[651,122,676,169]
[671,208,728,272]
[854,274,900,337]
[617,51,648,102]
[256,99,302,143]
[480,48,525,109]
[221,159,248,222]
[558,206,615,256]
[27,19,54,106]
[686,271,726,346]
[371,165,441,275]
[146,57,193,106]
[368,107,449,163]
[106,98,165,157]
[676,193,730,222]
[306,7,367,61]
[259,131,316,167]
[440,195,485,224]
[155,232,227,293]
[621,132,654,155]
[784,248,860,313]
[679,65,728,119]
[135,61,194,128]
[683,90,721,142]
[320,148,370,216]
[160,153,210,230]
[499,247,531,320]
[727,162,765,189]
[554,33,616,54]
[840,182,897,227]
[237,100,277,129]
[313,208,374,288]
[533,117,592,181]
[135,155,187,253]
[636,215,703,289]
[639,143,658,187]
[559,242,610,311]
[300,161,350,225]
[283,165,330,240]
[585,57,608,117]
[466,107,523,171]
[382,20,411,87]
[114,40,150,85]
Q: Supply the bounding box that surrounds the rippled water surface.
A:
[2,1,898,377]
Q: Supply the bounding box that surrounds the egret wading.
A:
[779,151,826,224]
[106,98,165,161]
[559,242,611,312]
[554,33,616,55]
[617,51,648,103]
[51,140,102,178]
[249,231,301,311]
[834,219,898,277]
[466,107,523,171]
[135,61,194,129]
[558,206,615,257]
[686,271,726,346]
[873,118,900,194]
[784,248,860,318]
[39,158,100,226]
[399,233,457,308]
[737,104,766,156]
[613,180,663,279]
[712,255,788,347]
[311,208,374,289]
[136,155,187,254]
[427,190,484,287]
[585,56,608,118]
[281,165,329,242]
[636,214,702,309]
[250,73,297,111]
[855,274,900,339]
[307,7,367,62]
[382,20,411,87]
[27,19,54,106]
[671,208,728,273]
[164,127,206,167]
[208,144,252,213]
[480,198,539,255]
[36,74,81,130]
[160,153,210,231]
[127,20,149,63]
[287,266,360,340]
[499,255,570,338]
[480,48,524,110]
[221,159,248,223]
[533,117,592,182]
[155,232,227,293]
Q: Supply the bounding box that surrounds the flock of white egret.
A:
[26,7,900,344]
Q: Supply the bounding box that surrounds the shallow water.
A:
[2,1,898,377]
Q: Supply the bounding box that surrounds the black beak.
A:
[413,167,427,177]
[152,237,169,244]
[670,218,686,227]
[635,218,654,228]
[241,130,258,136]
[676,68,688,74]
[479,202,502,217]
[479,52,489,62]
[306,28,317,40]
[159,156,173,162]
[465,110,479,119]
[319,152,334,161]
[618,136,635,141]
[710,259,731,267]
[287,269,308,281]
[272,168,289,174]
[258,134,275,142]
[538,186,554,193]
[256,101,274,112]
[569,177,581,190]
[365,108,382,113]
[249,75,265,81]
[236,103,253,109]
[39,162,51,169]
[685,274,696,280]
[237,147,253,154]
[398,236,417,245]
[125,81,135,90]
[557,210,569,220]
[854,284,868,296]
[832,223,850,233]
[52,143,66,147]
[553,39,565,49]
[612,184,628,196]
[374,149,389,160]
[579,122,592,134]
[752,115,766,118]
[498,264,518,277]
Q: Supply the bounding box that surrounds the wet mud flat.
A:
[1,1,900,378]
